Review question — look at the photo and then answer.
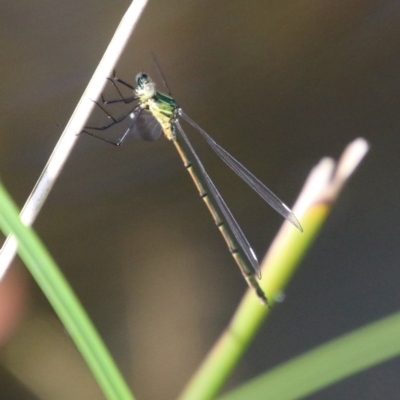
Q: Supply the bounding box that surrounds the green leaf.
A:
[219,312,400,400]
[0,181,135,400]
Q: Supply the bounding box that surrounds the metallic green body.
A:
[135,78,268,305]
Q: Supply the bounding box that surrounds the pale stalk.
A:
[0,0,149,279]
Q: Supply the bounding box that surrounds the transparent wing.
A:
[84,101,162,144]
[174,119,261,278]
[178,109,303,232]
[131,110,163,142]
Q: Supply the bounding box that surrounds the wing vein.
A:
[174,118,261,278]
[179,109,302,231]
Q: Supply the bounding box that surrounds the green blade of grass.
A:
[178,205,329,400]
[0,181,135,400]
[218,312,400,400]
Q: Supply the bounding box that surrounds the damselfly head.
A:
[135,72,156,99]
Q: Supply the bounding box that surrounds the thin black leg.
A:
[86,100,137,130]
[82,104,143,145]
[99,70,138,105]
[103,77,137,105]
[82,71,144,145]
[110,69,135,90]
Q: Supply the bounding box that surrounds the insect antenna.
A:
[151,52,173,97]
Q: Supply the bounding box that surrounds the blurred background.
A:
[1,1,400,399]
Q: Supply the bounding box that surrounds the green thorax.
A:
[153,91,177,115]
[144,91,178,140]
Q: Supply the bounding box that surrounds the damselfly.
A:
[82,71,302,305]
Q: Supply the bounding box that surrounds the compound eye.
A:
[135,72,147,84]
